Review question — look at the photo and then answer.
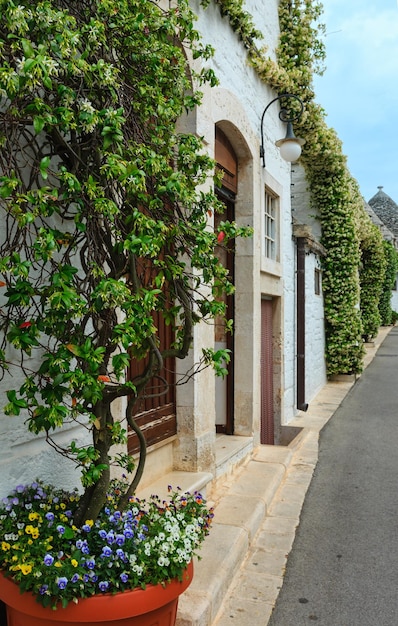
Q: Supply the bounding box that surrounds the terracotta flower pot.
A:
[0,561,193,626]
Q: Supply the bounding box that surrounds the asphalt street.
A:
[268,327,398,626]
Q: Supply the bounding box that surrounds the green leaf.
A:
[40,156,51,179]
[62,526,75,539]
[23,58,36,72]
[112,352,130,374]
[21,39,35,58]
[33,116,45,134]
[42,75,52,90]
[4,389,28,415]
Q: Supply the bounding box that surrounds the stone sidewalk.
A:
[176,327,391,626]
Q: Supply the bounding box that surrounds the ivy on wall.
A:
[202,0,390,374]
[379,241,398,325]
[357,208,386,341]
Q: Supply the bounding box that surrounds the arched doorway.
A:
[214,127,237,434]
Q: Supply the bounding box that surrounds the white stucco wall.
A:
[305,254,327,400]
[391,278,398,313]
[281,201,297,423]
[291,165,322,241]
[291,166,327,404]
[0,340,93,499]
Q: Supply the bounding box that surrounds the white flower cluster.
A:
[6,5,32,35]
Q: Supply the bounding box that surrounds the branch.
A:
[117,397,147,509]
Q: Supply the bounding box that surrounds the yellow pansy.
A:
[71,559,78,567]
[21,564,33,575]
[1,542,10,551]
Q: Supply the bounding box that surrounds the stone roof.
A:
[368,187,398,238]
[364,201,396,243]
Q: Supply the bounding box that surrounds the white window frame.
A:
[263,187,279,261]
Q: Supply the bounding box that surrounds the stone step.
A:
[136,470,213,502]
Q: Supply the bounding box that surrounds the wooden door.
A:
[261,298,274,444]
[215,128,237,434]
[127,254,176,453]
[214,192,235,434]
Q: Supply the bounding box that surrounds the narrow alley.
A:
[268,327,398,626]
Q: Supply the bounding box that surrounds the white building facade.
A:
[0,0,328,498]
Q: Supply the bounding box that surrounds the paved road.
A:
[268,327,398,626]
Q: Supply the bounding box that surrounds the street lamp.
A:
[260,94,305,167]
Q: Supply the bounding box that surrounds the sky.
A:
[313,0,398,204]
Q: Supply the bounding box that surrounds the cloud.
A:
[317,4,398,123]
[314,0,398,202]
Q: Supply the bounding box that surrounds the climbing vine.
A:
[357,207,386,341]
[276,0,367,374]
[379,241,398,326]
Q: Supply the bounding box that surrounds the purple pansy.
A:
[101,546,112,558]
[43,554,54,566]
[57,577,68,589]
[98,580,109,592]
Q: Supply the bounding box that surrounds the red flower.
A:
[217,231,225,243]
[19,321,32,329]
[97,375,110,383]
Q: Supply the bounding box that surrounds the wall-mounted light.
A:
[260,94,305,167]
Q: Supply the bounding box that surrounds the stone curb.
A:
[176,326,391,626]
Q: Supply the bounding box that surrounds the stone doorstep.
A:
[136,470,213,502]
[176,450,293,626]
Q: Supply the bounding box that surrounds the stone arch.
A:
[173,88,261,476]
[211,91,260,441]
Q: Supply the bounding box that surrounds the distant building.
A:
[368,187,398,241]
[368,187,398,311]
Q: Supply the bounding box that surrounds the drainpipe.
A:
[296,237,309,412]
